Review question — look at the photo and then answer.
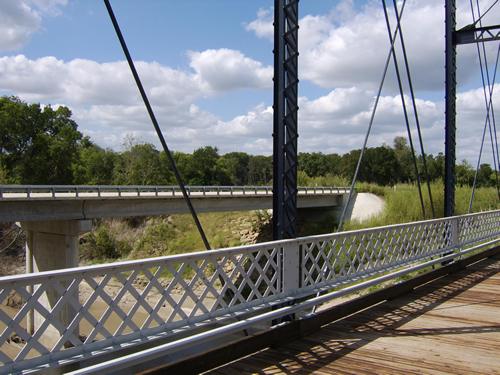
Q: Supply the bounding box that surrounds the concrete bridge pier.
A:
[20,220,91,344]
[297,191,358,226]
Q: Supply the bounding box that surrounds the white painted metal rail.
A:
[0,185,349,200]
[0,210,499,373]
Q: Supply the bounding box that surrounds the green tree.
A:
[217,152,250,185]
[476,163,494,187]
[186,146,224,185]
[339,149,360,178]
[425,152,445,182]
[0,96,83,184]
[113,143,172,185]
[73,138,117,185]
[299,152,333,177]
[362,146,401,185]
[393,136,414,182]
[173,151,193,183]
[456,160,474,186]
[248,155,272,185]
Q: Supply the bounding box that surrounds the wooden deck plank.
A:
[209,255,500,374]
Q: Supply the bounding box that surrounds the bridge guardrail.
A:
[0,209,498,373]
[0,185,350,199]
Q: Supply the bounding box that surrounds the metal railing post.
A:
[282,241,300,293]
[451,217,459,250]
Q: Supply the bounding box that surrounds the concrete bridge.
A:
[0,185,351,222]
[0,185,353,292]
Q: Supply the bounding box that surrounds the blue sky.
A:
[21,0,347,119]
[0,0,498,165]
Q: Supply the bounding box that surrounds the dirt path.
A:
[350,193,385,222]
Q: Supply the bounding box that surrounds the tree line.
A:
[0,96,497,187]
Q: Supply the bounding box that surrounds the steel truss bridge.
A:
[0,0,499,373]
[0,210,498,373]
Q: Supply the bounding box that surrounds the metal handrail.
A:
[0,185,350,200]
[0,209,498,373]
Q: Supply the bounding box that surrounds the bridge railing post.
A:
[451,217,459,250]
[282,240,307,320]
[282,240,300,294]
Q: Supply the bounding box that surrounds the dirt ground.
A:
[0,224,25,277]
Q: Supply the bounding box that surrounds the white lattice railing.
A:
[0,210,499,373]
[298,209,500,292]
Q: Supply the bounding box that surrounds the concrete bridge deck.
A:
[0,185,351,222]
[206,253,500,375]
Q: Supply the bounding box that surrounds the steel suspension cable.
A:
[475,0,500,199]
[382,0,427,218]
[337,0,408,230]
[103,0,211,250]
[473,0,499,25]
[468,1,500,211]
[391,0,436,218]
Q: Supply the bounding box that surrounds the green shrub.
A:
[80,225,131,261]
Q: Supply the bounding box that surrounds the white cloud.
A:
[244,8,274,40]
[0,0,67,51]
[1,1,498,167]
[1,54,497,164]
[189,49,272,92]
[0,51,272,105]
[246,0,499,92]
[0,53,273,152]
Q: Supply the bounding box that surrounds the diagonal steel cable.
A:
[382,0,427,218]
[468,48,499,211]
[337,0,408,231]
[103,0,211,250]
[473,0,500,25]
[391,0,436,218]
[468,0,500,211]
[475,0,500,199]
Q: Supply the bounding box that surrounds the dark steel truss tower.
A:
[445,0,499,217]
[273,0,299,240]
[445,0,457,217]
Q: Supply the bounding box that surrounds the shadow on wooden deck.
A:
[209,254,500,374]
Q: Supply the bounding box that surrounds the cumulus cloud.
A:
[0,0,67,51]
[246,0,499,92]
[244,8,273,40]
[1,1,497,166]
[0,51,272,104]
[1,53,497,164]
[0,53,273,151]
[189,49,272,92]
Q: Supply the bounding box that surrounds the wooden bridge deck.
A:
[209,254,500,375]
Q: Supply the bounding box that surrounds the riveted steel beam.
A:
[445,0,457,217]
[455,24,500,45]
[273,0,299,239]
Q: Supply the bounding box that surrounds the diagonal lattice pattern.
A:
[299,211,500,290]
[0,210,498,373]
[0,244,282,373]
[458,210,500,246]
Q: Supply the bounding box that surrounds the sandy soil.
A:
[350,193,385,222]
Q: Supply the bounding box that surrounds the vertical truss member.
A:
[445,0,457,217]
[273,0,299,240]
[446,0,500,216]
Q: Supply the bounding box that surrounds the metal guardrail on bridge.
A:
[0,210,499,373]
[0,185,349,200]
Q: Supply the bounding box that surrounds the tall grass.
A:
[345,182,499,230]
